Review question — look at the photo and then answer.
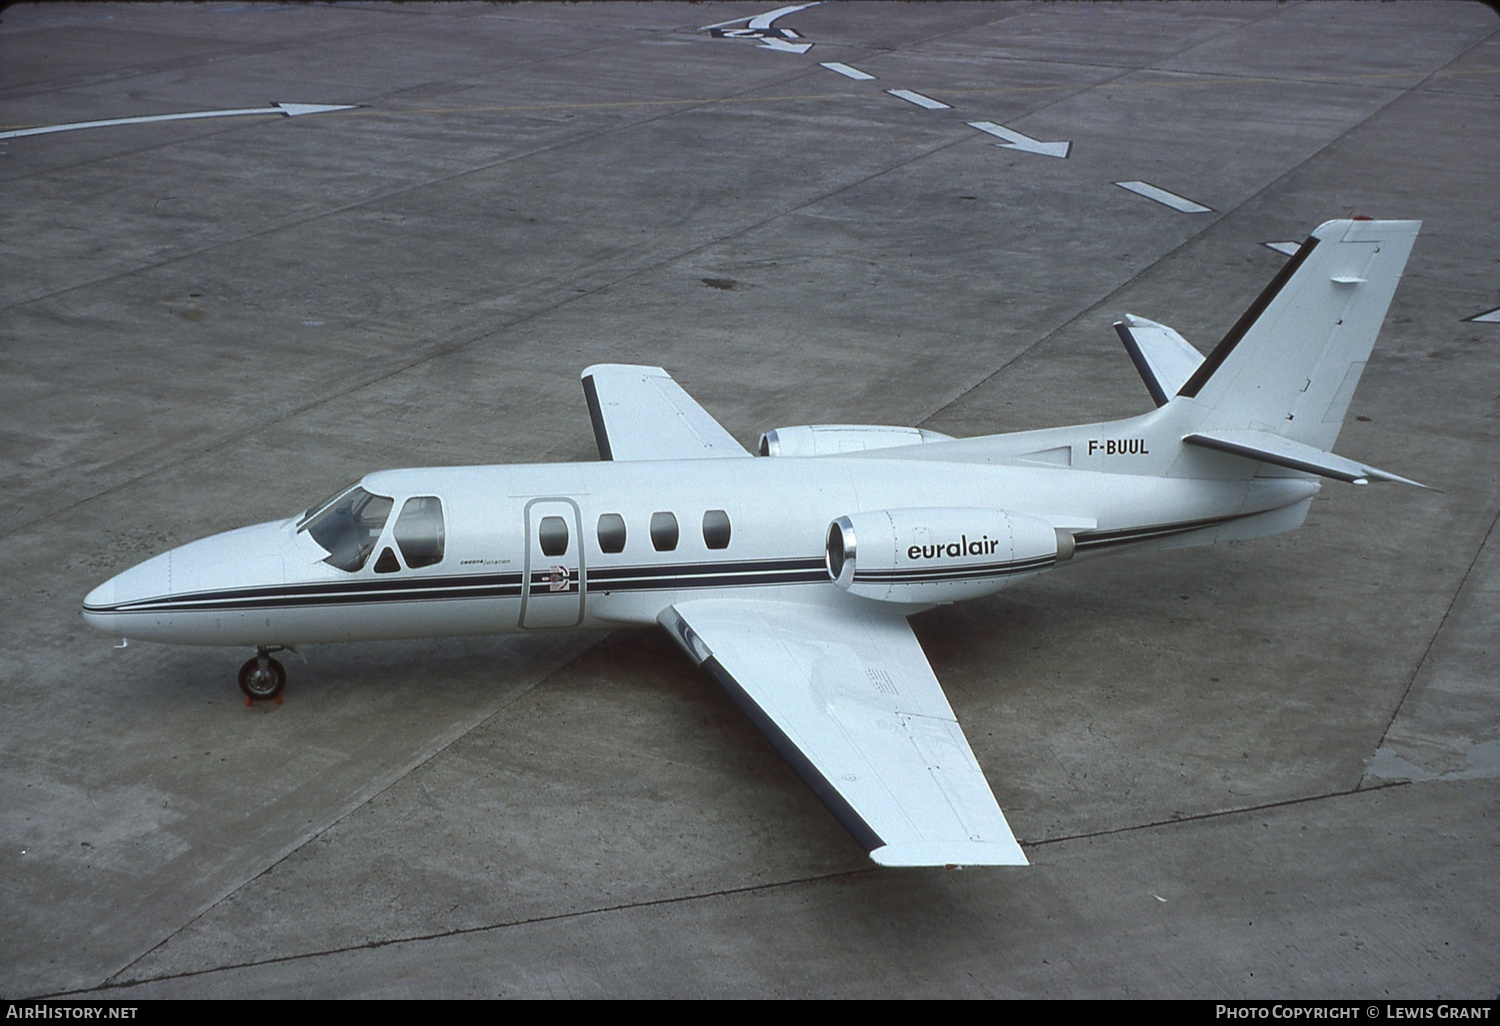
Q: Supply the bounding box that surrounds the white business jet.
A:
[84,219,1422,867]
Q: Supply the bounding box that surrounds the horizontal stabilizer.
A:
[1184,429,1424,486]
[1115,315,1205,407]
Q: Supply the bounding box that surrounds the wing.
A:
[659,598,1027,867]
[580,364,752,461]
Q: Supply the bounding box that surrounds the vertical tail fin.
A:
[1177,218,1419,452]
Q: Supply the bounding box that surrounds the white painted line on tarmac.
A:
[749,3,820,31]
[1263,241,1303,256]
[0,102,358,141]
[755,37,813,53]
[701,3,814,31]
[967,120,1071,159]
[887,89,950,110]
[821,62,875,80]
[1114,180,1212,213]
[1463,306,1500,323]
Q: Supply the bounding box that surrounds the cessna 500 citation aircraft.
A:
[84,219,1422,868]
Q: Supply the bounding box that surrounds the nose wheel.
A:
[239,649,287,705]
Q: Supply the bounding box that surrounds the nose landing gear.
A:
[239,646,287,705]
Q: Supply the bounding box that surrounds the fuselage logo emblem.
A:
[907,535,1000,561]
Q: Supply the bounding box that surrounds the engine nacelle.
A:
[757,424,954,457]
[826,507,1074,604]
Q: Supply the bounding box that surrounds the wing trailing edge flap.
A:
[1115,315,1205,407]
[1183,429,1424,487]
[659,599,1027,867]
[581,364,752,461]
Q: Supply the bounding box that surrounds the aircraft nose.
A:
[82,552,172,636]
[82,577,117,634]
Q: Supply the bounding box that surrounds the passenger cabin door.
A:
[521,498,584,629]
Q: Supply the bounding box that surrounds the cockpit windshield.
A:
[299,486,394,572]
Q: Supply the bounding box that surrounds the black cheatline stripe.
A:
[105,571,526,611]
[114,582,526,614]
[103,574,524,612]
[1178,235,1320,399]
[1115,321,1171,408]
[96,557,833,616]
[854,558,1056,584]
[580,374,613,461]
[855,567,1052,585]
[698,655,885,855]
[590,557,825,583]
[593,570,828,593]
[1073,511,1248,551]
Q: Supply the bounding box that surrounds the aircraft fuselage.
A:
[82,454,1316,649]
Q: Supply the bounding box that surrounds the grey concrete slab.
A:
[1,0,1495,1000]
[1367,517,1500,786]
[77,780,1500,999]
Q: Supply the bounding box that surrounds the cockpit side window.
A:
[302,487,394,572]
[394,496,446,568]
[298,484,356,529]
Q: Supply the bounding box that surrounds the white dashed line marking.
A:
[887,89,950,110]
[1114,181,1212,213]
[821,62,874,80]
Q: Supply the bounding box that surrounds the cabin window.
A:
[394,496,445,568]
[650,512,679,552]
[538,515,569,557]
[702,510,731,550]
[374,547,401,574]
[597,513,626,553]
[302,486,394,573]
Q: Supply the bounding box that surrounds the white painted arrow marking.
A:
[748,3,820,31]
[887,89,950,110]
[702,3,820,31]
[702,2,817,49]
[1464,306,1500,323]
[272,103,357,118]
[821,62,874,80]
[1263,241,1303,256]
[967,120,1071,159]
[0,102,358,141]
[756,37,813,53]
[1115,180,1212,213]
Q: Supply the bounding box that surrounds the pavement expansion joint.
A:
[85,867,871,995]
